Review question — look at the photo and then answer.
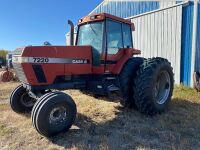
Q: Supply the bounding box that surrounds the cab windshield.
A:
[77,22,104,53]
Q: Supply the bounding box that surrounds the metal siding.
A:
[176,1,183,4]
[180,2,194,86]
[67,1,159,45]
[196,2,200,72]
[91,1,159,18]
[66,1,194,86]
[160,1,176,8]
[131,5,182,84]
[67,0,186,45]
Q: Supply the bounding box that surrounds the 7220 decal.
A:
[33,57,49,63]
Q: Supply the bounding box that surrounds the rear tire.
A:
[119,57,145,108]
[133,57,174,115]
[10,84,35,113]
[193,72,200,91]
[31,92,77,137]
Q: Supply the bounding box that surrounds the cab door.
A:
[105,19,133,74]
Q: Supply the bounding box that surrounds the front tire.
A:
[133,57,174,115]
[31,92,77,137]
[10,84,35,113]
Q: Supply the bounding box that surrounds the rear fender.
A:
[111,48,141,74]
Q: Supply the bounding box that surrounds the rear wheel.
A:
[10,84,35,113]
[193,72,200,91]
[31,92,77,137]
[133,57,174,115]
[119,57,145,108]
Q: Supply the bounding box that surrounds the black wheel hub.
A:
[20,93,35,108]
[49,106,67,125]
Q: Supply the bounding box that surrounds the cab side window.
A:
[106,20,123,54]
[122,23,133,48]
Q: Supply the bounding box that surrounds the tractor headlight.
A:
[21,57,29,63]
[13,56,28,63]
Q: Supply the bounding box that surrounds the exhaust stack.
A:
[68,20,74,46]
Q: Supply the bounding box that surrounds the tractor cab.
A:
[70,13,140,74]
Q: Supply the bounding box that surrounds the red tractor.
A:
[10,13,174,137]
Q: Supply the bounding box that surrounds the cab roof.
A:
[78,13,133,26]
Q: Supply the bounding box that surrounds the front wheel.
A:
[31,92,77,137]
[10,84,35,113]
[133,57,174,115]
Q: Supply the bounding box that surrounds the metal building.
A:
[66,0,200,87]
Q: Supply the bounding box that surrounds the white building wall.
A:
[66,33,76,45]
[65,1,191,85]
[160,1,176,8]
[131,5,183,84]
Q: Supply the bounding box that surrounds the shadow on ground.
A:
[50,98,200,150]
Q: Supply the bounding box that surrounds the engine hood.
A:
[12,45,93,85]
[12,46,92,64]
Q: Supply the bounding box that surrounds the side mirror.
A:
[127,19,135,31]
[131,22,135,31]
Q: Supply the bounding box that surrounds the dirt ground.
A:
[0,82,200,150]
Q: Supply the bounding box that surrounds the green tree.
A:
[0,49,9,66]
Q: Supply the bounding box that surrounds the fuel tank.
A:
[12,46,92,85]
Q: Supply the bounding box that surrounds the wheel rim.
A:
[154,71,171,105]
[20,93,35,108]
[49,106,67,125]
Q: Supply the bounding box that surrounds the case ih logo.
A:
[72,59,88,64]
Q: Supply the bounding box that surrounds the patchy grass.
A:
[0,82,200,150]
[0,123,14,136]
[173,85,200,101]
[0,81,20,103]
[0,104,10,111]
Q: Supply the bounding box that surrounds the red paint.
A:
[78,13,134,27]
[92,65,105,74]
[16,12,142,86]
[22,46,92,59]
[19,46,141,85]
[21,46,92,85]
[112,48,141,74]
[105,48,141,74]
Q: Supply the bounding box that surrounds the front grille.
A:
[13,63,27,83]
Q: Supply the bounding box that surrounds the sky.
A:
[0,0,103,51]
